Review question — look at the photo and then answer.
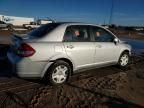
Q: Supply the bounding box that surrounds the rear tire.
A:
[118,52,130,69]
[45,60,71,86]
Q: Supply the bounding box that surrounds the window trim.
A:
[90,26,116,43]
[63,25,93,42]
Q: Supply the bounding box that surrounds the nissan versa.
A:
[7,22,131,85]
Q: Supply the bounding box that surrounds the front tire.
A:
[45,60,71,86]
[118,52,130,69]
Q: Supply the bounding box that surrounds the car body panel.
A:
[7,22,132,78]
[94,42,120,63]
[0,24,7,28]
[63,42,95,70]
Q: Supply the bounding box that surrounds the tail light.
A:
[16,43,35,57]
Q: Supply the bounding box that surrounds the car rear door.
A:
[63,25,95,70]
[90,26,120,64]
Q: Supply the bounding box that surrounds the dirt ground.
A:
[110,29,144,40]
[0,56,144,108]
[0,30,144,108]
[0,30,30,44]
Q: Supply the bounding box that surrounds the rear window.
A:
[28,23,60,38]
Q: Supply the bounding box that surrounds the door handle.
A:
[67,45,74,49]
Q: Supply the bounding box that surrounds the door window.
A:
[91,27,114,42]
[64,25,91,42]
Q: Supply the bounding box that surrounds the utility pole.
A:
[109,0,114,25]
[103,19,106,25]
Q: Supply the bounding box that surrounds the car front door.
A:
[91,26,120,65]
[63,25,95,70]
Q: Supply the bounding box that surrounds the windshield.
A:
[28,23,60,38]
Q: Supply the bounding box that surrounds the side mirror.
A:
[114,38,119,44]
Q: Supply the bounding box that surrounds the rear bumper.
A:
[16,59,47,78]
[7,51,50,78]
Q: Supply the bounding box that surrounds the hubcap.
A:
[52,65,68,84]
[120,54,129,66]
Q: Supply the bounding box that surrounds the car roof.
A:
[55,22,100,26]
[50,22,109,31]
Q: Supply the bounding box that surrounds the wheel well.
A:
[122,50,130,55]
[56,58,73,75]
[43,58,73,79]
[118,50,130,62]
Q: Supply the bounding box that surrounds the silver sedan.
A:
[7,22,131,85]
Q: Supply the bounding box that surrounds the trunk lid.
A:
[10,34,36,57]
[11,34,37,48]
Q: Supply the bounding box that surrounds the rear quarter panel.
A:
[28,42,75,77]
[28,42,73,63]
